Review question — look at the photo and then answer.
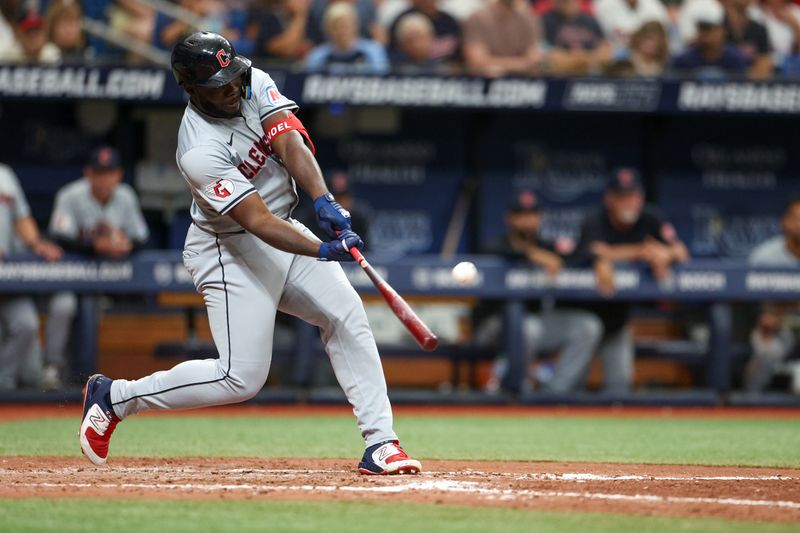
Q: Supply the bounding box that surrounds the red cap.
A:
[18,9,45,32]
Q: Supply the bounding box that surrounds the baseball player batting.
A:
[79,31,421,475]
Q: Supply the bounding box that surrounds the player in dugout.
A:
[42,147,149,389]
[570,168,689,394]
[78,32,421,476]
[474,190,604,394]
[0,163,62,390]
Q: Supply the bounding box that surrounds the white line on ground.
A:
[1,467,795,482]
[11,480,800,510]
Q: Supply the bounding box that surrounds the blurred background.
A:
[1,0,800,406]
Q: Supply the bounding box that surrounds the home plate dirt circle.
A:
[2,457,799,523]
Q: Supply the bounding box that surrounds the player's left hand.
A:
[314,193,351,239]
[318,230,363,262]
[33,239,63,262]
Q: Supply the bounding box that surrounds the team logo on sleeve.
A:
[216,49,231,68]
[266,85,287,105]
[205,179,235,199]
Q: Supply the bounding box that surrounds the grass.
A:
[1,414,799,467]
[2,499,798,533]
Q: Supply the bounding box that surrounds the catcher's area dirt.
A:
[2,405,799,523]
[1,457,799,523]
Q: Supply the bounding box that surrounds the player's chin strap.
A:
[265,112,316,154]
[241,68,252,100]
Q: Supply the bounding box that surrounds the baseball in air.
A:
[451,261,478,285]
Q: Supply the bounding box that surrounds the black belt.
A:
[192,222,246,236]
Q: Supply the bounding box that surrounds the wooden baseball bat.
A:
[348,247,439,352]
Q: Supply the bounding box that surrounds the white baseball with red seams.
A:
[106,67,404,454]
[451,261,478,285]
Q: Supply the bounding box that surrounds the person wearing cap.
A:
[571,168,689,394]
[41,147,149,389]
[674,0,749,75]
[0,162,62,390]
[473,190,604,394]
[0,7,61,63]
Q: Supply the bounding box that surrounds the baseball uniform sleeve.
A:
[251,68,298,121]
[119,184,150,244]
[48,187,79,240]
[179,144,258,216]
[6,169,31,221]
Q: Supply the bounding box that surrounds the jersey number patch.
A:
[205,179,236,199]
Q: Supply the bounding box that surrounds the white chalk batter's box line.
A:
[12,480,800,510]
[1,467,796,483]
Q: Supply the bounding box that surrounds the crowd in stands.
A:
[3,0,800,78]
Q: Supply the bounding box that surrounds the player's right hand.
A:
[318,230,363,262]
[314,192,351,239]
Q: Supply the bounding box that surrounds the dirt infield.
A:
[1,457,799,523]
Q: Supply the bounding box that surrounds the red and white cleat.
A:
[79,374,119,466]
[358,440,422,475]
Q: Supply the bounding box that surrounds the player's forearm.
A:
[668,241,690,263]
[15,216,42,248]
[248,215,321,257]
[595,243,646,263]
[274,132,328,200]
[229,195,320,257]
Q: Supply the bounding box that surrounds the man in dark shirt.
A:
[573,168,689,393]
[673,1,749,76]
[542,0,612,75]
[722,0,773,78]
[475,190,604,394]
[388,0,461,62]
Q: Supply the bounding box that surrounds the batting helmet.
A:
[171,32,252,98]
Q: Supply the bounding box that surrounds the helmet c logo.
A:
[216,49,230,68]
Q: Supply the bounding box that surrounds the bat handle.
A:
[335,230,367,265]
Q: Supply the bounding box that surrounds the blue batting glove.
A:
[314,192,351,239]
[318,230,364,262]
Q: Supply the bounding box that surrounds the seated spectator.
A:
[154,0,241,52]
[388,0,461,63]
[462,0,542,77]
[392,13,449,73]
[748,0,800,71]
[542,0,612,75]
[307,0,385,45]
[305,2,390,74]
[47,0,85,63]
[571,168,689,394]
[0,163,62,390]
[43,147,149,388]
[627,20,671,76]
[745,198,800,393]
[0,7,61,63]
[474,190,604,394]
[246,0,312,61]
[595,0,669,53]
[721,0,773,77]
[0,0,19,51]
[673,0,749,76]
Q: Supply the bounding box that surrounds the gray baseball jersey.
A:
[109,67,397,448]
[49,179,149,244]
[177,68,299,234]
[0,164,31,256]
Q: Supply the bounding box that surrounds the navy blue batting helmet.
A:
[171,32,252,97]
